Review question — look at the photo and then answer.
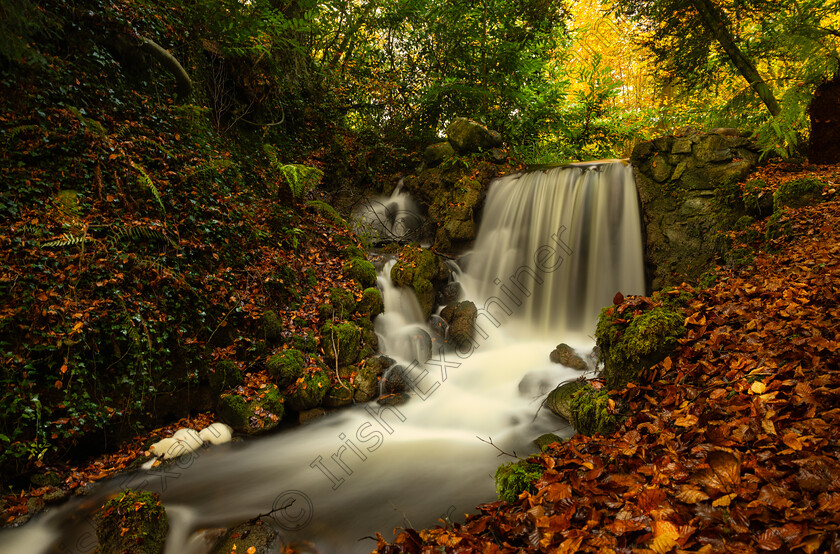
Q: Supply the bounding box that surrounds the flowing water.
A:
[0,162,645,554]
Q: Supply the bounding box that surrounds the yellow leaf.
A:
[247,548,256,554]
[712,493,737,507]
[72,321,84,332]
[674,414,699,427]
[749,381,766,394]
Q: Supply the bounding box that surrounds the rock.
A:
[549,344,588,371]
[377,392,410,406]
[327,287,356,320]
[260,310,283,344]
[382,365,409,394]
[218,385,284,434]
[344,257,377,289]
[321,320,361,366]
[95,490,168,554]
[209,360,243,393]
[210,520,279,554]
[742,178,774,217]
[437,281,463,305]
[287,369,330,411]
[198,422,233,445]
[267,348,306,387]
[534,433,564,452]
[773,177,826,211]
[442,300,477,349]
[424,141,455,167]
[446,117,502,153]
[671,137,693,154]
[390,246,447,319]
[596,304,686,389]
[353,363,380,402]
[299,408,326,424]
[546,380,586,422]
[356,287,384,318]
[323,382,354,408]
[30,471,61,487]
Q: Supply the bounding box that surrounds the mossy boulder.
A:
[596,305,685,390]
[306,199,345,226]
[210,520,279,554]
[218,385,284,434]
[569,385,617,436]
[260,310,283,344]
[344,257,377,289]
[95,490,168,554]
[287,369,331,411]
[353,363,380,402]
[766,207,793,243]
[549,343,587,371]
[533,433,564,452]
[209,360,243,393]
[328,287,357,320]
[291,331,318,352]
[494,460,543,504]
[773,177,826,211]
[446,117,503,153]
[742,178,773,217]
[266,348,306,387]
[321,320,362,366]
[390,245,447,319]
[546,380,587,422]
[441,300,477,349]
[324,382,354,408]
[356,287,384,318]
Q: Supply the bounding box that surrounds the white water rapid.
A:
[0,162,645,554]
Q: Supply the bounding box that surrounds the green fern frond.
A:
[110,225,179,249]
[262,143,280,168]
[5,125,42,139]
[66,106,107,138]
[42,233,90,248]
[116,125,133,138]
[131,163,165,213]
[192,158,234,175]
[278,163,323,200]
[135,137,174,158]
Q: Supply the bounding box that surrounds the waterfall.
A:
[0,162,646,554]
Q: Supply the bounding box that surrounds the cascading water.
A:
[0,162,645,554]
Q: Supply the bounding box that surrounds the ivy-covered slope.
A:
[0,0,395,488]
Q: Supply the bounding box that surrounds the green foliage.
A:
[570,386,617,436]
[267,349,306,387]
[263,144,323,201]
[210,360,243,393]
[494,460,544,503]
[287,369,330,411]
[766,207,793,243]
[344,257,377,289]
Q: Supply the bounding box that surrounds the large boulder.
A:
[446,117,503,153]
[549,343,587,371]
[95,490,168,554]
[218,384,284,434]
[390,246,449,319]
[441,300,477,349]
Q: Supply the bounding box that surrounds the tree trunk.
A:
[138,37,192,101]
[689,0,781,117]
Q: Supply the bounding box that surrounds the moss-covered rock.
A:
[344,257,377,289]
[306,200,346,226]
[774,177,826,211]
[210,520,279,554]
[95,490,168,554]
[494,460,543,504]
[569,385,617,436]
[287,369,331,411]
[291,331,318,353]
[353,363,380,402]
[596,305,685,390]
[546,380,587,422]
[549,343,587,371]
[533,433,564,452]
[218,385,284,434]
[260,310,283,344]
[441,300,477,349]
[328,287,357,320]
[321,320,361,366]
[324,381,354,408]
[209,360,243,393]
[356,287,384,318]
[742,178,773,217]
[266,348,306,387]
[766,207,793,243]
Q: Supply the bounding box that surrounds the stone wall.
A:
[631,127,761,290]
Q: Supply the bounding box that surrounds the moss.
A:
[260,310,283,344]
[288,369,330,411]
[95,490,168,554]
[327,287,357,320]
[390,246,438,287]
[412,277,435,320]
[742,178,773,217]
[306,199,346,226]
[766,207,793,243]
[570,386,617,436]
[774,177,825,211]
[291,331,318,353]
[321,320,361,366]
[494,460,543,503]
[533,433,564,452]
[324,382,354,408]
[267,348,306,387]
[597,305,685,390]
[344,257,377,289]
[217,394,250,430]
[356,287,384,317]
[209,360,243,393]
[545,379,587,422]
[698,269,718,289]
[218,384,284,434]
[342,245,367,261]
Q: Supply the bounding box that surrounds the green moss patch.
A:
[570,386,617,436]
[95,490,168,554]
[773,177,826,211]
[344,257,377,289]
[321,320,361,366]
[494,460,544,503]
[287,369,330,411]
[267,348,306,387]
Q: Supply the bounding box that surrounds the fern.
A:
[66,106,107,138]
[110,225,178,249]
[131,163,165,213]
[278,164,323,200]
[42,233,90,248]
[4,125,42,139]
[135,137,174,158]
